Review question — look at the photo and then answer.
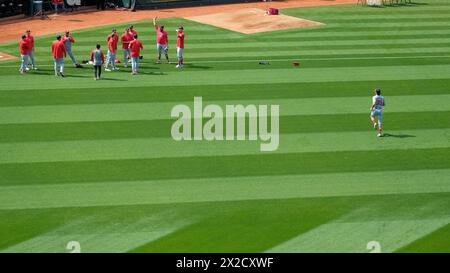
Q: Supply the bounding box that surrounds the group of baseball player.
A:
[18,17,185,80]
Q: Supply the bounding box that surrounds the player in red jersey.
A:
[121,28,133,67]
[176,26,184,68]
[129,34,143,75]
[51,35,67,77]
[105,28,119,71]
[19,35,29,74]
[153,16,170,64]
[129,25,137,37]
[25,30,37,70]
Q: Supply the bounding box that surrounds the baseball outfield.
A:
[0,0,449,252]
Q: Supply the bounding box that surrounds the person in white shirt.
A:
[370,88,385,137]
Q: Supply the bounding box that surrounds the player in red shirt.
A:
[129,25,137,37]
[19,35,29,74]
[105,28,119,71]
[153,16,170,64]
[51,35,67,77]
[128,34,143,75]
[25,30,37,70]
[61,31,82,68]
[129,25,143,60]
[121,28,133,68]
[176,26,184,69]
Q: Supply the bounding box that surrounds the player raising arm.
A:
[153,16,170,64]
[370,88,385,137]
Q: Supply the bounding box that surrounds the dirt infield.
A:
[0,0,354,43]
[186,8,323,34]
[0,52,17,61]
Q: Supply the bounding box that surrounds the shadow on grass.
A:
[383,133,416,138]
[129,71,167,76]
[96,77,127,81]
[383,2,429,8]
[183,64,213,70]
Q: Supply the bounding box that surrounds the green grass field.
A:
[0,0,449,253]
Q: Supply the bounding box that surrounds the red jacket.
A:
[25,34,34,50]
[129,39,143,57]
[61,35,75,44]
[52,40,66,59]
[121,32,133,49]
[19,39,29,55]
[107,34,119,53]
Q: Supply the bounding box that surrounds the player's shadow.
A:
[383,133,416,138]
[183,64,212,70]
[97,77,127,81]
[386,2,429,7]
[133,71,167,76]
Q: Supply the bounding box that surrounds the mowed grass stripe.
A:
[262,29,450,39]
[130,192,450,253]
[1,79,448,106]
[0,129,448,164]
[2,65,450,90]
[1,52,447,66]
[0,111,447,143]
[31,38,450,50]
[266,218,450,253]
[28,44,450,57]
[175,38,450,49]
[3,56,450,75]
[29,42,450,56]
[0,94,447,124]
[1,169,449,210]
[1,217,189,253]
[172,47,450,58]
[0,148,448,186]
[72,32,450,44]
[316,13,450,20]
[396,223,450,253]
[333,16,450,23]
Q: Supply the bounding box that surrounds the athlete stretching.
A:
[153,16,170,64]
[370,88,385,137]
